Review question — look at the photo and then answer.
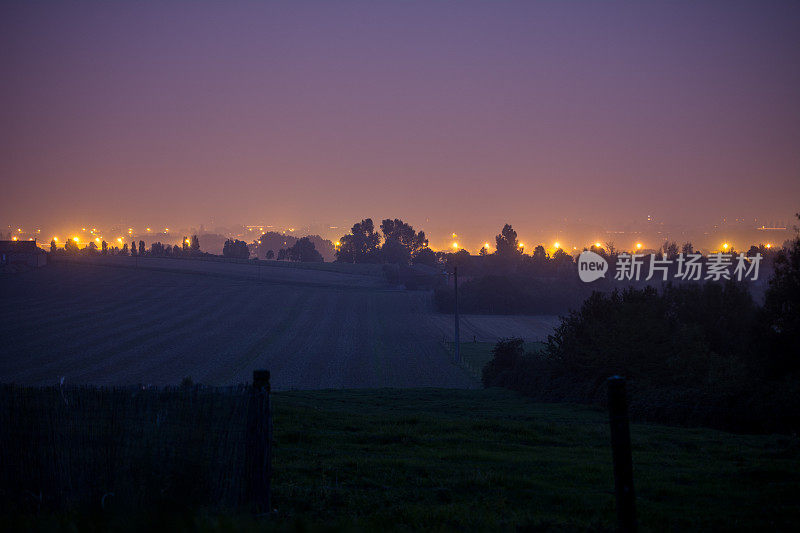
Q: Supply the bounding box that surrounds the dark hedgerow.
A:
[482,282,800,434]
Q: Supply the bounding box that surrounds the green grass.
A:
[11,387,798,531]
[453,341,546,378]
[265,388,799,531]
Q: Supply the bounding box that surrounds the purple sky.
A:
[2,1,799,249]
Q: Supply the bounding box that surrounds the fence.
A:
[0,373,272,514]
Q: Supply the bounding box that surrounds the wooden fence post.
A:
[245,369,272,513]
[607,376,636,533]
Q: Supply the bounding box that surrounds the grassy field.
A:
[0,262,562,388]
[5,387,799,531]
[0,264,476,388]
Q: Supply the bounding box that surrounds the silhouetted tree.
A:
[682,242,694,255]
[336,218,381,263]
[182,236,189,254]
[101,240,108,255]
[65,239,80,254]
[50,239,56,253]
[277,248,289,261]
[222,239,250,259]
[381,238,410,265]
[190,234,200,254]
[88,241,98,254]
[761,212,800,378]
[532,245,548,263]
[589,243,608,259]
[121,243,129,256]
[662,241,679,260]
[266,249,275,260]
[446,249,471,271]
[412,247,438,267]
[495,224,522,260]
[552,248,573,266]
[130,240,137,256]
[288,237,324,262]
[138,240,145,256]
[380,218,428,264]
[478,246,488,256]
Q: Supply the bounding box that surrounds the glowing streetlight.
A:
[722,243,729,250]
[52,237,58,242]
[766,243,772,249]
[595,242,602,248]
[117,238,123,243]
[334,241,341,247]
[73,237,80,243]
[11,236,17,241]
[95,238,101,243]
[554,242,560,249]
[452,242,459,249]
[636,243,643,250]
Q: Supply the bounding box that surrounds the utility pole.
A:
[454,266,460,364]
[608,376,637,533]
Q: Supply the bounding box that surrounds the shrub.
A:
[482,282,799,434]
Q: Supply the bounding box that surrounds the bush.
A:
[482,283,800,434]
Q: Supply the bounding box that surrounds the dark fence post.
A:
[245,370,272,514]
[607,376,636,533]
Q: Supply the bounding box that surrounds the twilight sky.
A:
[1,1,799,247]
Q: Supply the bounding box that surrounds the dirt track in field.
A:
[0,262,559,389]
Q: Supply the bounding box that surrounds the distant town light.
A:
[73,237,79,242]
[595,242,602,248]
[335,241,341,247]
[146,228,151,232]
[518,242,524,248]
[95,238,100,243]
[117,238,123,243]
[12,236,18,241]
[636,243,643,250]
[554,242,560,249]
[452,242,458,249]
[766,243,772,248]
[722,243,729,250]
[484,242,490,249]
[53,237,58,242]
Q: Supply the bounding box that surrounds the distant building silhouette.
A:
[0,240,47,269]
